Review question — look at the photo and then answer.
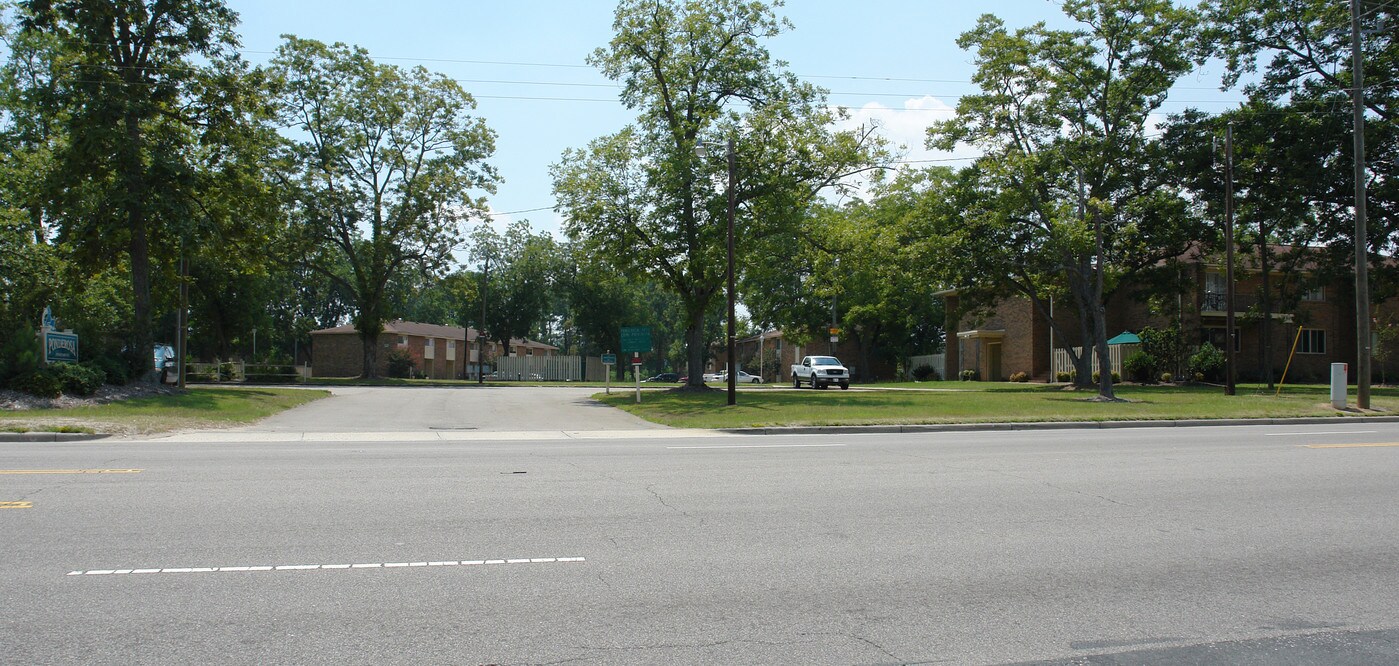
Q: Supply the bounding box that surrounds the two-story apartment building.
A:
[310,320,557,379]
[943,247,1386,383]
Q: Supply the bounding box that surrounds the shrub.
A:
[217,361,239,382]
[1091,371,1122,383]
[959,369,978,381]
[1139,326,1183,378]
[1009,371,1029,382]
[386,349,416,378]
[85,356,130,385]
[1160,372,1174,383]
[51,362,103,396]
[1055,371,1073,383]
[1189,342,1225,382]
[1123,351,1157,383]
[0,324,41,386]
[10,368,62,398]
[911,364,937,381]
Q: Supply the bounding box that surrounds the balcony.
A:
[1201,292,1292,320]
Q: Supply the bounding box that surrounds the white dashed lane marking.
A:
[67,556,586,576]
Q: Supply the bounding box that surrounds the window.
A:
[1302,286,1324,302]
[1299,329,1326,354]
[1201,327,1240,352]
[425,338,434,348]
[397,336,407,346]
[1205,271,1226,294]
[447,340,455,350]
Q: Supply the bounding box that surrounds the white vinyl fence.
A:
[1051,344,1138,379]
[495,355,588,381]
[907,354,945,380]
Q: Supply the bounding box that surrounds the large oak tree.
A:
[552,0,886,389]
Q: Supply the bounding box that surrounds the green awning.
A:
[1106,331,1141,345]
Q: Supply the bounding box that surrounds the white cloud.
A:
[829,96,979,200]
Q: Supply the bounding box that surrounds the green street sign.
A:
[601,353,617,365]
[620,326,652,353]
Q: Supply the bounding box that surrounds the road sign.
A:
[620,326,652,353]
[601,353,617,365]
[828,327,840,335]
[44,331,79,364]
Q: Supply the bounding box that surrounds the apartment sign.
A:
[44,331,79,364]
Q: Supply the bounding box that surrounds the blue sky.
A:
[226,1,1245,241]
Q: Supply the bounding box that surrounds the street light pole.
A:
[725,137,737,407]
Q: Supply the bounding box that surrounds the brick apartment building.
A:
[310,320,557,379]
[942,247,1392,383]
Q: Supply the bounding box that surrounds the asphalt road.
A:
[3,417,1398,664]
[246,385,666,432]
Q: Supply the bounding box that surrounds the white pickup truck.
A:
[791,355,850,390]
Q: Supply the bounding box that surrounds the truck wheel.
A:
[840,383,849,390]
[793,376,800,388]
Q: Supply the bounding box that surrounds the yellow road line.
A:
[1303,443,1399,449]
[0,501,33,509]
[0,469,143,475]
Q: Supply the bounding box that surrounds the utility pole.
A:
[725,137,737,406]
[478,253,489,385]
[1225,124,1237,396]
[177,246,188,389]
[1351,0,1372,408]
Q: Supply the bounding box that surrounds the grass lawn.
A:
[596,382,1399,429]
[0,387,328,436]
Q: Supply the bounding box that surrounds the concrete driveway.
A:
[245,385,665,433]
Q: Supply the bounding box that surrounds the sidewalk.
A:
[7,414,1399,443]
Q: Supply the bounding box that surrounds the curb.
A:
[719,415,1399,436]
[0,432,112,443]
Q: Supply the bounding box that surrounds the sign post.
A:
[602,352,616,394]
[620,327,652,404]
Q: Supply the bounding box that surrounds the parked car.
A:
[791,355,850,390]
[643,373,679,383]
[718,370,763,384]
[702,372,723,382]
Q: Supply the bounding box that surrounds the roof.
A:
[310,320,558,350]
[736,329,783,345]
[1106,331,1141,345]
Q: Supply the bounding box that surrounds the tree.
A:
[927,1,1204,398]
[18,0,247,376]
[271,36,498,378]
[552,0,886,390]
[467,221,560,351]
[1204,0,1399,299]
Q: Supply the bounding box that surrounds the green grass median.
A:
[596,383,1399,429]
[0,387,328,436]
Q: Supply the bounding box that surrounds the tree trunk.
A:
[685,305,708,388]
[1091,211,1116,400]
[124,112,153,381]
[360,330,380,379]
